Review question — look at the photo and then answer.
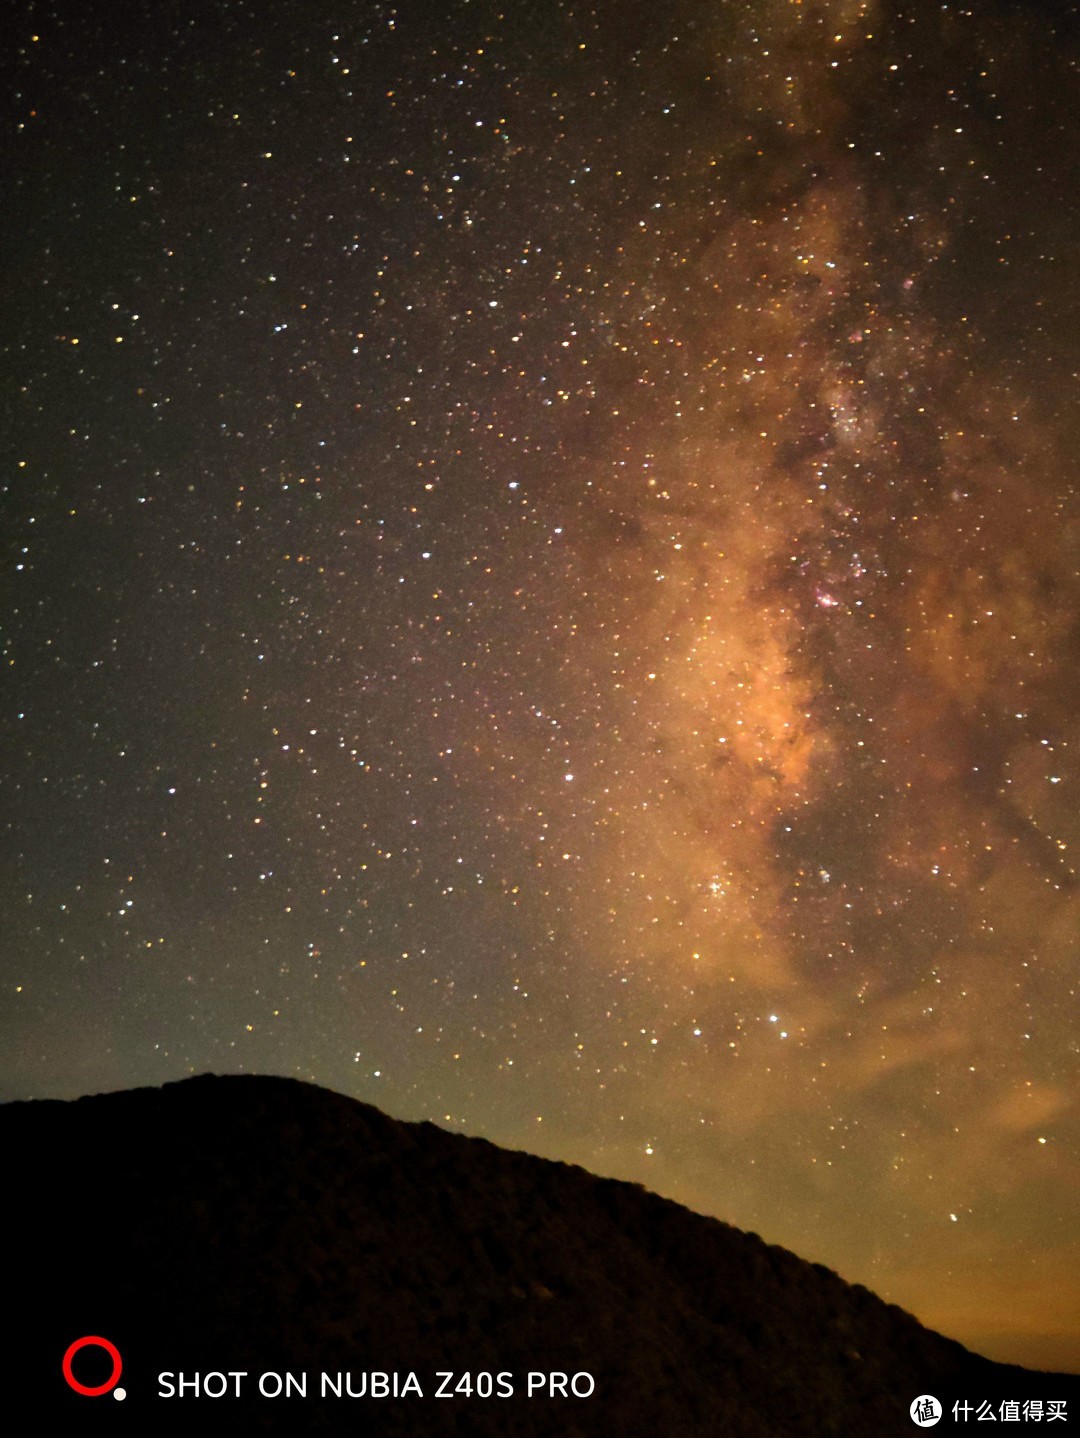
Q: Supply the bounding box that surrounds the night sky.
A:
[4,0,1079,1373]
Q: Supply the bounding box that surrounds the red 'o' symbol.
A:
[62,1336,123,1397]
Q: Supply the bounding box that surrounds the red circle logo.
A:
[62,1336,123,1397]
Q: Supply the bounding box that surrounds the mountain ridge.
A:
[5,1072,1074,1435]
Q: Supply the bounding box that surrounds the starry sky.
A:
[3,0,1079,1374]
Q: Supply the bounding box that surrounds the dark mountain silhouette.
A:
[4,1073,1075,1435]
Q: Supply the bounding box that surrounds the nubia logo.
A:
[62,1336,125,1400]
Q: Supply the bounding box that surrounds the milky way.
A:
[3,0,1078,1370]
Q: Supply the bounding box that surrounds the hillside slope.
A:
[4,1074,1074,1434]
